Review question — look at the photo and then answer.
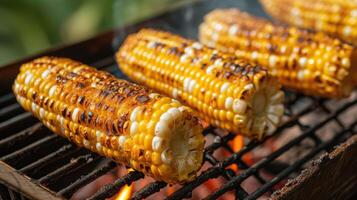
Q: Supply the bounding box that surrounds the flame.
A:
[115,169,134,200]
[115,184,133,200]
[166,185,176,196]
[227,135,244,172]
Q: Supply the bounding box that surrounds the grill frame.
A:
[1,0,357,199]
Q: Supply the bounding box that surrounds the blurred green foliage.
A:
[0,0,192,66]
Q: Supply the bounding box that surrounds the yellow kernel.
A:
[160,103,172,112]
[213,109,219,119]
[144,134,153,150]
[131,145,140,160]
[138,120,148,132]
[158,164,172,177]
[152,152,162,165]
[151,165,160,178]
[144,151,152,162]
[217,95,225,108]
[132,134,140,145]
[219,110,226,121]
[131,160,139,169]
[226,111,234,121]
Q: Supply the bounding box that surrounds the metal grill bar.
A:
[1,135,62,166]
[58,160,116,198]
[131,181,167,200]
[247,122,357,200]
[0,123,44,156]
[87,171,145,200]
[0,93,15,108]
[0,113,37,138]
[19,143,75,173]
[204,99,357,200]
[0,104,22,122]
[38,154,97,185]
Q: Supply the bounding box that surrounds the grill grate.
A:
[1,0,357,199]
[1,60,356,200]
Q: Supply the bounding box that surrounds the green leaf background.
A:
[0,0,191,66]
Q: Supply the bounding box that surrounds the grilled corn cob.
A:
[116,29,284,139]
[199,9,357,98]
[12,57,204,184]
[260,0,357,46]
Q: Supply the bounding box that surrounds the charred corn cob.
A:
[260,0,357,46]
[12,57,204,184]
[116,29,284,139]
[199,9,357,98]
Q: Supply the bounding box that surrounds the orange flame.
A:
[115,184,133,200]
[166,185,176,196]
[115,169,134,200]
[228,135,244,172]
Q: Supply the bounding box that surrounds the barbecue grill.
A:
[1,0,357,199]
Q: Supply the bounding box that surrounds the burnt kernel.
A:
[169,47,179,54]
[105,121,111,135]
[136,95,150,103]
[314,75,322,83]
[75,128,80,135]
[87,111,93,123]
[109,85,119,92]
[242,89,250,98]
[116,95,125,103]
[77,82,85,88]
[297,36,305,43]
[43,97,50,106]
[123,87,131,95]
[56,75,68,84]
[102,90,111,97]
[181,42,189,47]
[253,66,261,73]
[78,96,85,105]
[68,72,78,77]
[223,72,233,79]
[32,92,37,100]
[241,69,248,76]
[48,99,55,109]
[83,131,89,140]
[96,102,103,109]
[61,107,68,117]
[80,112,86,122]
[201,63,208,69]
[112,123,119,133]
[139,149,144,157]
[128,90,139,97]
[210,54,219,61]
[106,138,111,148]
[103,104,109,111]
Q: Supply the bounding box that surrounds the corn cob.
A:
[116,29,284,139]
[199,9,357,98]
[260,0,357,46]
[12,56,204,184]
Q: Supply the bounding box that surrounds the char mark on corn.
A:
[199,8,357,98]
[13,56,205,184]
[116,29,285,139]
[260,0,357,46]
